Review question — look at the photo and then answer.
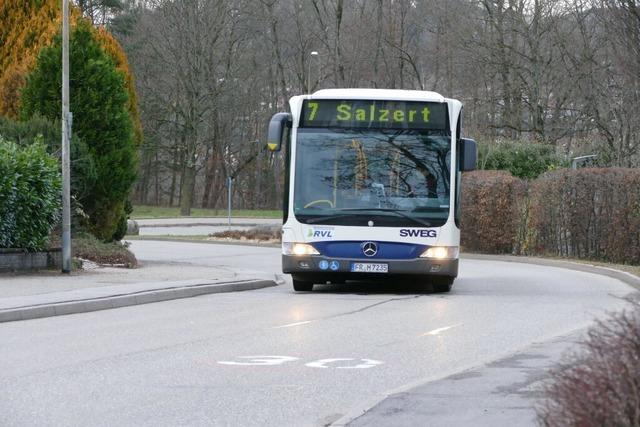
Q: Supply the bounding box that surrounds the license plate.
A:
[351,263,388,273]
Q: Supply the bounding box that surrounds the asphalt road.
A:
[0,241,634,426]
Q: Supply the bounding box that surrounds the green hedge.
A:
[0,138,61,251]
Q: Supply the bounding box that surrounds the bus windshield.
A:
[293,128,451,227]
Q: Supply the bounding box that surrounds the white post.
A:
[61,0,71,273]
[308,51,318,92]
[227,177,232,230]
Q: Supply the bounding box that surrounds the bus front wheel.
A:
[292,279,314,292]
[431,276,454,293]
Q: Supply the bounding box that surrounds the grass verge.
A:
[131,205,281,219]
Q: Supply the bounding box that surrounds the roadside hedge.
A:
[0,138,61,251]
[460,168,640,265]
[529,168,640,264]
[460,170,527,254]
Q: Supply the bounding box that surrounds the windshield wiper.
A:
[335,208,433,227]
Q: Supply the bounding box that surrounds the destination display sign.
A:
[300,99,448,130]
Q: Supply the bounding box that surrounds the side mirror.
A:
[267,112,292,152]
[459,138,477,171]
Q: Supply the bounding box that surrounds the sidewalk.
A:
[339,332,581,427]
[0,261,280,323]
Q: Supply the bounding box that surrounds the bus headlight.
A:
[420,246,459,259]
[283,243,320,256]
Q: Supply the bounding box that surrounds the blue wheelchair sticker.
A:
[319,260,329,270]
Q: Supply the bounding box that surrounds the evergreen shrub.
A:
[478,140,567,179]
[0,115,97,205]
[0,137,61,251]
[20,20,136,241]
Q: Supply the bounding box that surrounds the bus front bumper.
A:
[282,255,458,280]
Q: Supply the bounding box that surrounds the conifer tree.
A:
[21,20,137,241]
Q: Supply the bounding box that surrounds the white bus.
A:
[267,89,476,292]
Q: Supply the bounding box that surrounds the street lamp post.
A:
[308,51,318,93]
[61,0,71,273]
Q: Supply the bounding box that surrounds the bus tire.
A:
[432,276,454,293]
[292,279,314,292]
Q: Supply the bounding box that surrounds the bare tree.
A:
[113,0,640,212]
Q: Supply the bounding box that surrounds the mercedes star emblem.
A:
[361,242,378,257]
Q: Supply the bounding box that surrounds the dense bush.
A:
[529,168,640,264]
[21,20,137,241]
[478,140,567,179]
[460,170,527,254]
[537,298,640,426]
[0,115,97,206]
[0,138,61,251]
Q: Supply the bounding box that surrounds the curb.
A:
[0,278,278,323]
[331,254,640,427]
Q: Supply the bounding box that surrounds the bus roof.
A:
[309,88,446,103]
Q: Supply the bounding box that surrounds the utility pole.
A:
[61,0,72,273]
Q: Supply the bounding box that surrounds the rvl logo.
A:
[308,229,333,239]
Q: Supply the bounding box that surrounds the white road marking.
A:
[274,320,312,328]
[421,323,463,336]
[337,359,384,369]
[218,356,299,366]
[305,358,384,369]
[305,358,353,368]
[217,356,384,369]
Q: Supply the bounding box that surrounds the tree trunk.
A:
[179,163,196,216]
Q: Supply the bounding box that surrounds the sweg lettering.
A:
[400,229,437,238]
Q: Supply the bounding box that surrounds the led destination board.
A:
[300,99,448,130]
